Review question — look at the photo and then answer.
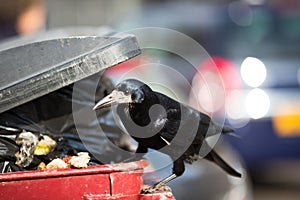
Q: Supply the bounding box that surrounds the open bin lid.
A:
[0,34,141,113]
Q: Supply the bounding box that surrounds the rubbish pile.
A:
[0,129,92,172]
[0,76,132,173]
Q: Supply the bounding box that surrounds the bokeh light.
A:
[240,57,267,87]
[226,90,250,128]
[245,88,270,119]
[228,1,253,27]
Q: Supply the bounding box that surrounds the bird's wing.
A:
[160,106,201,147]
[158,108,180,144]
[153,92,201,144]
[197,111,235,137]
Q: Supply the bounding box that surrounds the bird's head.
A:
[93,79,152,110]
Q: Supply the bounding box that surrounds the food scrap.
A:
[34,135,57,156]
[38,152,91,170]
[68,152,90,168]
[37,162,46,170]
[15,131,39,167]
[46,158,68,170]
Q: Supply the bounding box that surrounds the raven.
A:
[93,79,241,193]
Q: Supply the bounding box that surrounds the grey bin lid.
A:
[0,35,141,113]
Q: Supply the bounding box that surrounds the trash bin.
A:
[0,34,175,199]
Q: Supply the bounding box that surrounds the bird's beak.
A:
[93,90,132,110]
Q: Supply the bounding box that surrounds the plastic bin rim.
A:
[0,160,148,182]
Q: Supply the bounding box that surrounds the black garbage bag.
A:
[0,73,132,172]
[0,136,24,173]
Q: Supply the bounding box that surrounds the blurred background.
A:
[1,0,300,199]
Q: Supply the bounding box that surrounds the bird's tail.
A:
[205,149,242,178]
[221,126,234,134]
[221,125,241,138]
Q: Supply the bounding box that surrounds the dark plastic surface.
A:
[0,35,140,113]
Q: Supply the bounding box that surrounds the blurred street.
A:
[1,0,300,199]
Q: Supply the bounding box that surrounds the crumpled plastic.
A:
[0,74,131,173]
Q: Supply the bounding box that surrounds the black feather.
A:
[95,79,242,186]
[205,149,241,177]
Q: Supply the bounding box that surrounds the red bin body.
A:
[0,160,175,200]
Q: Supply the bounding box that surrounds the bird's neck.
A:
[129,100,154,126]
[116,102,153,128]
[130,90,159,126]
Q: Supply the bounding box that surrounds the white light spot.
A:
[240,57,267,87]
[245,88,270,119]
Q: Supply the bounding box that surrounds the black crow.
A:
[93,79,241,193]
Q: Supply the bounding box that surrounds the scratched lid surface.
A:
[0,35,140,113]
